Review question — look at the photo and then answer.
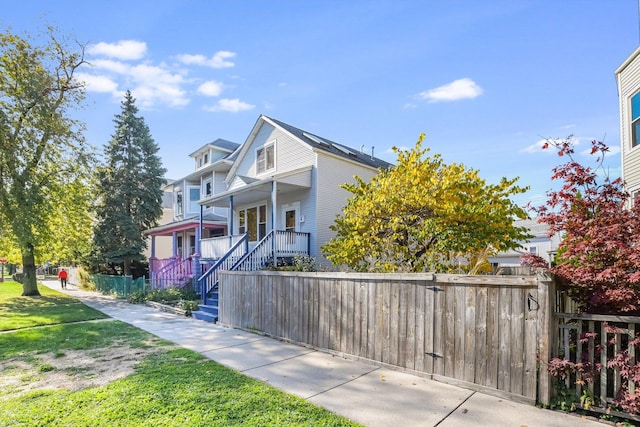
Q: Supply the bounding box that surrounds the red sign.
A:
[0,258,6,263]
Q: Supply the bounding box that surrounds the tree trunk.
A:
[123,257,131,276]
[21,243,40,296]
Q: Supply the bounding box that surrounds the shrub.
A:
[11,273,24,284]
[292,254,316,272]
[128,291,147,304]
[76,266,95,291]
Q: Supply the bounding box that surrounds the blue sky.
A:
[4,0,639,207]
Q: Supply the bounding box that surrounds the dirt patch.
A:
[0,345,170,397]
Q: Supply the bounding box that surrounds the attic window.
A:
[256,142,275,174]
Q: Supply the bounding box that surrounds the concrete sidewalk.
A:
[42,280,604,427]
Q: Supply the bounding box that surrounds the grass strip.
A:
[0,281,109,331]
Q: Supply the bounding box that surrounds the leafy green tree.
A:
[0,27,93,295]
[92,91,166,276]
[322,134,531,272]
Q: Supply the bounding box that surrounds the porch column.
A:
[194,225,201,255]
[271,180,277,266]
[197,205,203,255]
[229,195,234,239]
[172,231,178,257]
[150,235,156,258]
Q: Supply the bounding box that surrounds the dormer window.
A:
[197,152,210,168]
[256,142,275,174]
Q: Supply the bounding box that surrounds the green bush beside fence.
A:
[89,274,149,298]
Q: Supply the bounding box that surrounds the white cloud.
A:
[81,41,246,110]
[176,51,236,68]
[74,73,118,93]
[197,80,224,97]
[87,40,147,60]
[91,59,131,74]
[204,98,255,113]
[418,78,483,103]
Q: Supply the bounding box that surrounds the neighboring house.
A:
[616,46,640,204]
[145,138,240,288]
[143,185,174,261]
[489,218,560,269]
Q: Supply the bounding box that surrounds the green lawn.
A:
[0,281,109,331]
[0,280,361,426]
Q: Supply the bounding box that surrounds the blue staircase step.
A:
[192,304,218,323]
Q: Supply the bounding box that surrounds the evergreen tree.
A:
[93,91,166,275]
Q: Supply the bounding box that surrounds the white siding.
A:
[232,122,315,180]
[314,153,380,266]
[618,48,640,195]
[212,171,228,217]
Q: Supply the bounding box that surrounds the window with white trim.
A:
[188,186,200,213]
[256,142,275,174]
[238,204,267,242]
[175,191,183,216]
[632,92,640,148]
[203,178,212,197]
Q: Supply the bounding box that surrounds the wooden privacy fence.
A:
[218,271,554,405]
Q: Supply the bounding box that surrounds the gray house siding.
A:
[314,152,381,266]
[232,122,315,180]
[617,46,640,198]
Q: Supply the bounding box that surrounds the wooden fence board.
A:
[432,283,445,376]
[464,285,476,383]
[498,286,512,391]
[510,287,525,396]
[475,286,488,386]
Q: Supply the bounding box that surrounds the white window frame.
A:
[256,141,275,175]
[203,178,213,197]
[632,91,640,149]
[187,185,200,214]
[236,202,268,242]
[175,190,183,216]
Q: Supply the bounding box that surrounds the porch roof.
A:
[145,213,227,237]
[200,166,312,208]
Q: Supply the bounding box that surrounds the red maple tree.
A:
[529,137,640,314]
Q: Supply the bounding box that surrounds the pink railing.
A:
[151,256,193,290]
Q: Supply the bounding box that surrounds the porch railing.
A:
[151,256,193,290]
[200,234,245,260]
[234,230,310,271]
[198,234,249,303]
[150,256,178,273]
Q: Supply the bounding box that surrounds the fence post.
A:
[537,272,556,406]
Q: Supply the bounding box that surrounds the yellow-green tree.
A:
[322,134,531,273]
[0,27,93,295]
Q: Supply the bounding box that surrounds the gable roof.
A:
[265,116,392,170]
[189,138,240,158]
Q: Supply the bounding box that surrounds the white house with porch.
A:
[199,115,391,264]
[145,115,391,321]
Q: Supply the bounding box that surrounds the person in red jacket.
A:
[58,268,68,289]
